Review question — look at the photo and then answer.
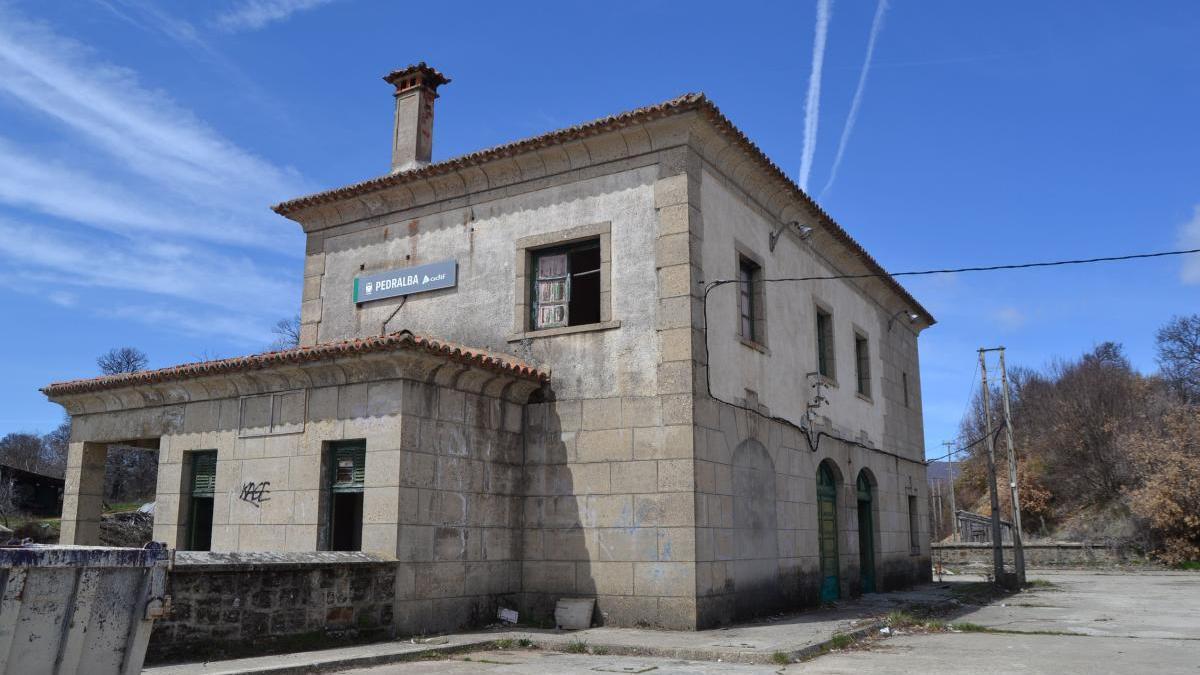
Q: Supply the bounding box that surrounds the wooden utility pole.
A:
[932,482,942,540]
[978,349,1006,583]
[998,349,1027,585]
[943,440,958,541]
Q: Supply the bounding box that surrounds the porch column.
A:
[61,441,107,545]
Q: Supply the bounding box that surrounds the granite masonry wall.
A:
[146,553,396,664]
[932,542,1148,569]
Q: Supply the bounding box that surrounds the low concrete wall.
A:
[146,552,398,664]
[932,542,1147,569]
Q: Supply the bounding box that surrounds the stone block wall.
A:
[520,395,697,629]
[146,552,396,664]
[693,396,931,627]
[388,379,524,635]
[931,542,1147,569]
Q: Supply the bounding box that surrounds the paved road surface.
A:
[337,571,1199,674]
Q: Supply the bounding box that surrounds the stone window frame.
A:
[508,221,620,341]
[237,389,308,439]
[734,244,768,353]
[813,298,837,386]
[852,325,873,402]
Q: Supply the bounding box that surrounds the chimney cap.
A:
[383,62,450,93]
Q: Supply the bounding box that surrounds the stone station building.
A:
[44,63,934,637]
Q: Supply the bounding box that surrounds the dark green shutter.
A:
[191,451,217,496]
[330,444,365,492]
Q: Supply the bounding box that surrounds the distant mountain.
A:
[926,460,958,484]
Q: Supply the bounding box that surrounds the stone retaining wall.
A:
[146,552,398,664]
[932,542,1147,569]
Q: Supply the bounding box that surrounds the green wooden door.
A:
[817,463,840,602]
[857,473,876,594]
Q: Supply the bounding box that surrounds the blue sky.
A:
[1,0,1197,458]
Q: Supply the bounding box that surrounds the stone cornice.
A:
[48,341,544,416]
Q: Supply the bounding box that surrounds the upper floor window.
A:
[738,257,763,343]
[532,239,601,330]
[855,332,871,398]
[816,307,835,380]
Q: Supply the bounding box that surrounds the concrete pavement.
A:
[143,570,1200,674]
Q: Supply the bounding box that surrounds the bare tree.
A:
[271,314,302,350]
[1157,314,1200,403]
[40,419,70,479]
[0,476,17,529]
[0,433,46,474]
[97,347,148,375]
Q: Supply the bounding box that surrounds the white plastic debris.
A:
[498,608,518,624]
[880,626,891,635]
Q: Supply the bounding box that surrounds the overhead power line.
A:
[700,246,1200,467]
[704,247,1200,290]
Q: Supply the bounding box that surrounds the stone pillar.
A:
[61,441,107,545]
[649,148,705,629]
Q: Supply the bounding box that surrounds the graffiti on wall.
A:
[239,481,271,507]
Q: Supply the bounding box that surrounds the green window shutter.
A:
[191,452,217,496]
[331,444,365,491]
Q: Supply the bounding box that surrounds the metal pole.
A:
[979,349,1006,583]
[943,440,958,542]
[999,349,1027,585]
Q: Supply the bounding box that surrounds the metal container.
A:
[0,543,170,675]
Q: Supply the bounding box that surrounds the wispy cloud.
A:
[798,0,833,192]
[820,0,889,199]
[1181,205,1200,284]
[214,0,336,32]
[0,221,295,319]
[0,7,304,343]
[991,306,1027,330]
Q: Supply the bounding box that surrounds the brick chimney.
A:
[383,63,450,174]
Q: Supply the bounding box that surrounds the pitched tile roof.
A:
[271,92,933,325]
[41,331,548,398]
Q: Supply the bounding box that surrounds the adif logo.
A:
[365,282,373,294]
[422,275,430,284]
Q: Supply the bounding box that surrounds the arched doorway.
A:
[817,461,840,602]
[732,440,779,616]
[857,471,876,593]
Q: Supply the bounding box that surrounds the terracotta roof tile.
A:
[41,330,548,398]
[270,93,933,325]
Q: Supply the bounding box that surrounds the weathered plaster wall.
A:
[696,167,923,458]
[513,157,702,629]
[685,157,931,626]
[308,163,663,402]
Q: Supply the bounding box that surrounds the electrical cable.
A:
[698,246,1200,467]
[703,247,1200,291]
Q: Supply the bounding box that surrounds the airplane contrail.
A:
[820,0,889,199]
[799,0,833,192]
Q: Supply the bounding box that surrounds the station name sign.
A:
[354,259,457,303]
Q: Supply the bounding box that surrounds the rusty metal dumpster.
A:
[0,543,170,675]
